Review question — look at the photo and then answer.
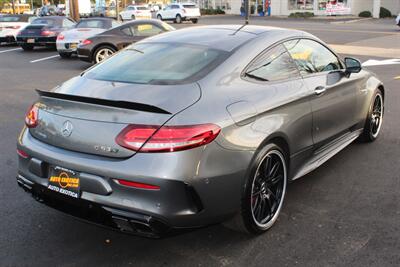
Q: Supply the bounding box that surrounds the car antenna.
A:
[231,0,249,35]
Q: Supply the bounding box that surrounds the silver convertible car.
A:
[17,25,384,237]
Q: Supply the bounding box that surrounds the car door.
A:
[238,44,314,167]
[162,5,172,19]
[284,39,359,147]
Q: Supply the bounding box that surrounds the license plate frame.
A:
[27,38,35,43]
[48,166,81,199]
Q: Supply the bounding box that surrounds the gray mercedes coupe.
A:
[17,25,384,237]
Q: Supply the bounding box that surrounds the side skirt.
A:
[292,129,363,180]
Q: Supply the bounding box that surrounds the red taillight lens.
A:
[17,149,29,159]
[41,30,56,36]
[114,179,160,190]
[57,34,64,40]
[116,124,221,152]
[25,104,39,128]
[81,39,92,46]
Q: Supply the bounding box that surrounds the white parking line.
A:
[30,55,60,63]
[0,48,22,54]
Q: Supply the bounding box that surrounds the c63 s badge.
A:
[48,166,80,198]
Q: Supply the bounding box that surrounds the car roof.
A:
[143,25,302,52]
[80,17,114,21]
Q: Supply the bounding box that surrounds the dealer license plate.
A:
[48,166,80,199]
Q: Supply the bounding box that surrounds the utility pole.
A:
[70,0,80,21]
[12,0,16,14]
[244,0,249,24]
[116,0,120,21]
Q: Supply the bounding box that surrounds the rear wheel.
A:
[224,143,287,234]
[191,19,198,24]
[119,15,123,21]
[59,52,72,59]
[359,89,384,142]
[157,14,162,20]
[131,15,136,20]
[175,14,182,24]
[21,44,34,51]
[93,45,116,64]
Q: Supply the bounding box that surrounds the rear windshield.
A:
[31,18,56,26]
[0,16,24,22]
[85,43,228,85]
[76,19,109,29]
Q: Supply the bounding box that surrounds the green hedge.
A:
[379,7,392,18]
[200,8,225,15]
[358,11,372,17]
[288,12,314,18]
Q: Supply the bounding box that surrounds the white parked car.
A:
[119,5,152,21]
[0,14,36,44]
[56,17,120,58]
[156,3,200,24]
[396,13,400,27]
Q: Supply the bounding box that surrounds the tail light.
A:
[116,124,221,152]
[41,30,56,36]
[81,39,92,46]
[17,149,29,159]
[57,34,65,40]
[114,179,160,190]
[25,104,39,128]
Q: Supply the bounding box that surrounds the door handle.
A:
[315,86,326,96]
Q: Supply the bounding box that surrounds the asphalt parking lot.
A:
[1,16,400,266]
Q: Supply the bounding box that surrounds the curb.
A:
[330,17,373,24]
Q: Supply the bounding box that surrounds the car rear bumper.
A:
[0,35,16,43]
[16,36,57,46]
[17,128,252,236]
[57,42,79,53]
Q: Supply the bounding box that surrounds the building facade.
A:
[204,0,400,17]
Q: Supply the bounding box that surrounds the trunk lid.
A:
[30,76,201,158]
[20,24,48,36]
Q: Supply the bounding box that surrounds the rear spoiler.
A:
[36,89,171,115]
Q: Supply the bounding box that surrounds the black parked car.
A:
[77,19,174,64]
[16,16,75,51]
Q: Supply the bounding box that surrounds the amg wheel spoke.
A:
[269,161,281,179]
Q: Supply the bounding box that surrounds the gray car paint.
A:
[17,25,383,229]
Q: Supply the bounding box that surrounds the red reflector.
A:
[115,179,160,190]
[116,124,221,153]
[17,149,29,159]
[25,104,39,128]
[57,34,65,40]
[41,30,55,36]
[81,39,92,46]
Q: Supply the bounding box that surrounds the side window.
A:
[63,19,75,28]
[131,24,162,37]
[284,39,342,75]
[172,5,180,9]
[121,27,133,36]
[245,44,300,82]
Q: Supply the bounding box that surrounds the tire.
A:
[131,15,136,20]
[119,15,123,21]
[93,45,116,64]
[175,14,182,24]
[359,89,384,142]
[21,44,34,51]
[224,143,288,234]
[191,19,198,24]
[157,14,162,20]
[59,52,72,59]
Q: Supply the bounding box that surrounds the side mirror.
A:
[344,57,362,74]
